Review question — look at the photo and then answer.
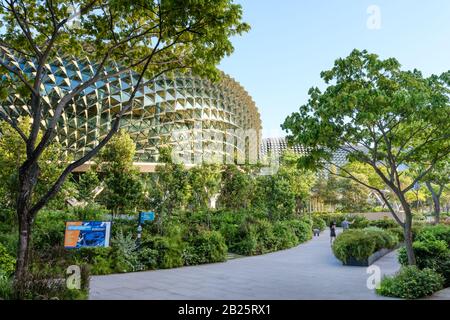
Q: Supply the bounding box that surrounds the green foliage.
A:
[398,228,450,287]
[311,216,327,231]
[183,229,227,265]
[273,221,300,250]
[0,273,13,300]
[369,218,398,229]
[312,212,346,226]
[76,170,100,203]
[218,165,255,211]
[111,230,142,273]
[188,164,222,210]
[416,225,450,246]
[0,243,15,277]
[70,203,108,221]
[96,130,144,215]
[32,211,68,252]
[332,228,398,264]
[377,266,444,299]
[0,117,74,209]
[282,49,450,265]
[346,214,370,229]
[147,147,191,229]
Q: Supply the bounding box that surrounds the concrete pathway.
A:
[89,229,401,300]
[426,288,450,300]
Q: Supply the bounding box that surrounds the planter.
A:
[343,247,395,267]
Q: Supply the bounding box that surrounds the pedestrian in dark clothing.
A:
[330,222,337,245]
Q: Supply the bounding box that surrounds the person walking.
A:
[330,221,337,245]
[341,218,353,231]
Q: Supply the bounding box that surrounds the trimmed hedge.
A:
[332,228,398,264]
[377,266,444,299]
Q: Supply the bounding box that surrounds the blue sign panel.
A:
[139,211,155,223]
[64,221,111,249]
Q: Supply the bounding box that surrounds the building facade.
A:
[0,49,262,166]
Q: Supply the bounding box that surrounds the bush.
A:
[142,234,184,269]
[332,230,376,264]
[137,247,159,270]
[287,218,312,243]
[364,227,398,250]
[111,230,143,273]
[0,273,13,300]
[416,225,450,246]
[311,216,326,231]
[398,239,450,287]
[70,203,108,221]
[272,221,299,250]
[0,243,15,277]
[230,219,262,255]
[346,214,370,229]
[32,211,69,252]
[369,218,398,229]
[312,212,345,226]
[377,266,444,299]
[332,228,399,264]
[183,229,227,265]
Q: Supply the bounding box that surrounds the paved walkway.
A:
[90,229,404,300]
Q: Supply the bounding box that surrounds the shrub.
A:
[332,228,399,264]
[287,218,312,243]
[364,227,398,250]
[137,247,159,270]
[346,214,369,229]
[377,266,444,299]
[416,225,450,246]
[142,235,184,269]
[369,218,398,229]
[273,221,299,250]
[312,212,345,226]
[311,216,326,231]
[0,243,15,277]
[332,230,376,264]
[0,273,13,300]
[398,239,450,287]
[253,219,277,254]
[183,229,227,265]
[32,211,69,252]
[70,203,108,221]
[111,230,143,273]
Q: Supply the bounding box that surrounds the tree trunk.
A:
[402,205,416,266]
[425,181,441,225]
[14,161,40,297]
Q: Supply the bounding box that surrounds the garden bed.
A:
[343,245,400,266]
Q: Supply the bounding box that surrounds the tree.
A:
[217,165,255,211]
[0,0,249,288]
[0,117,73,209]
[95,130,143,216]
[188,164,222,210]
[147,147,191,233]
[421,158,450,223]
[76,169,100,203]
[278,151,316,214]
[282,50,450,265]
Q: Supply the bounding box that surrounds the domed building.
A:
[0,49,262,170]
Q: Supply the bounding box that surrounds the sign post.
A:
[136,211,155,248]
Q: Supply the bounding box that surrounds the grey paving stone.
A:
[89,228,401,300]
